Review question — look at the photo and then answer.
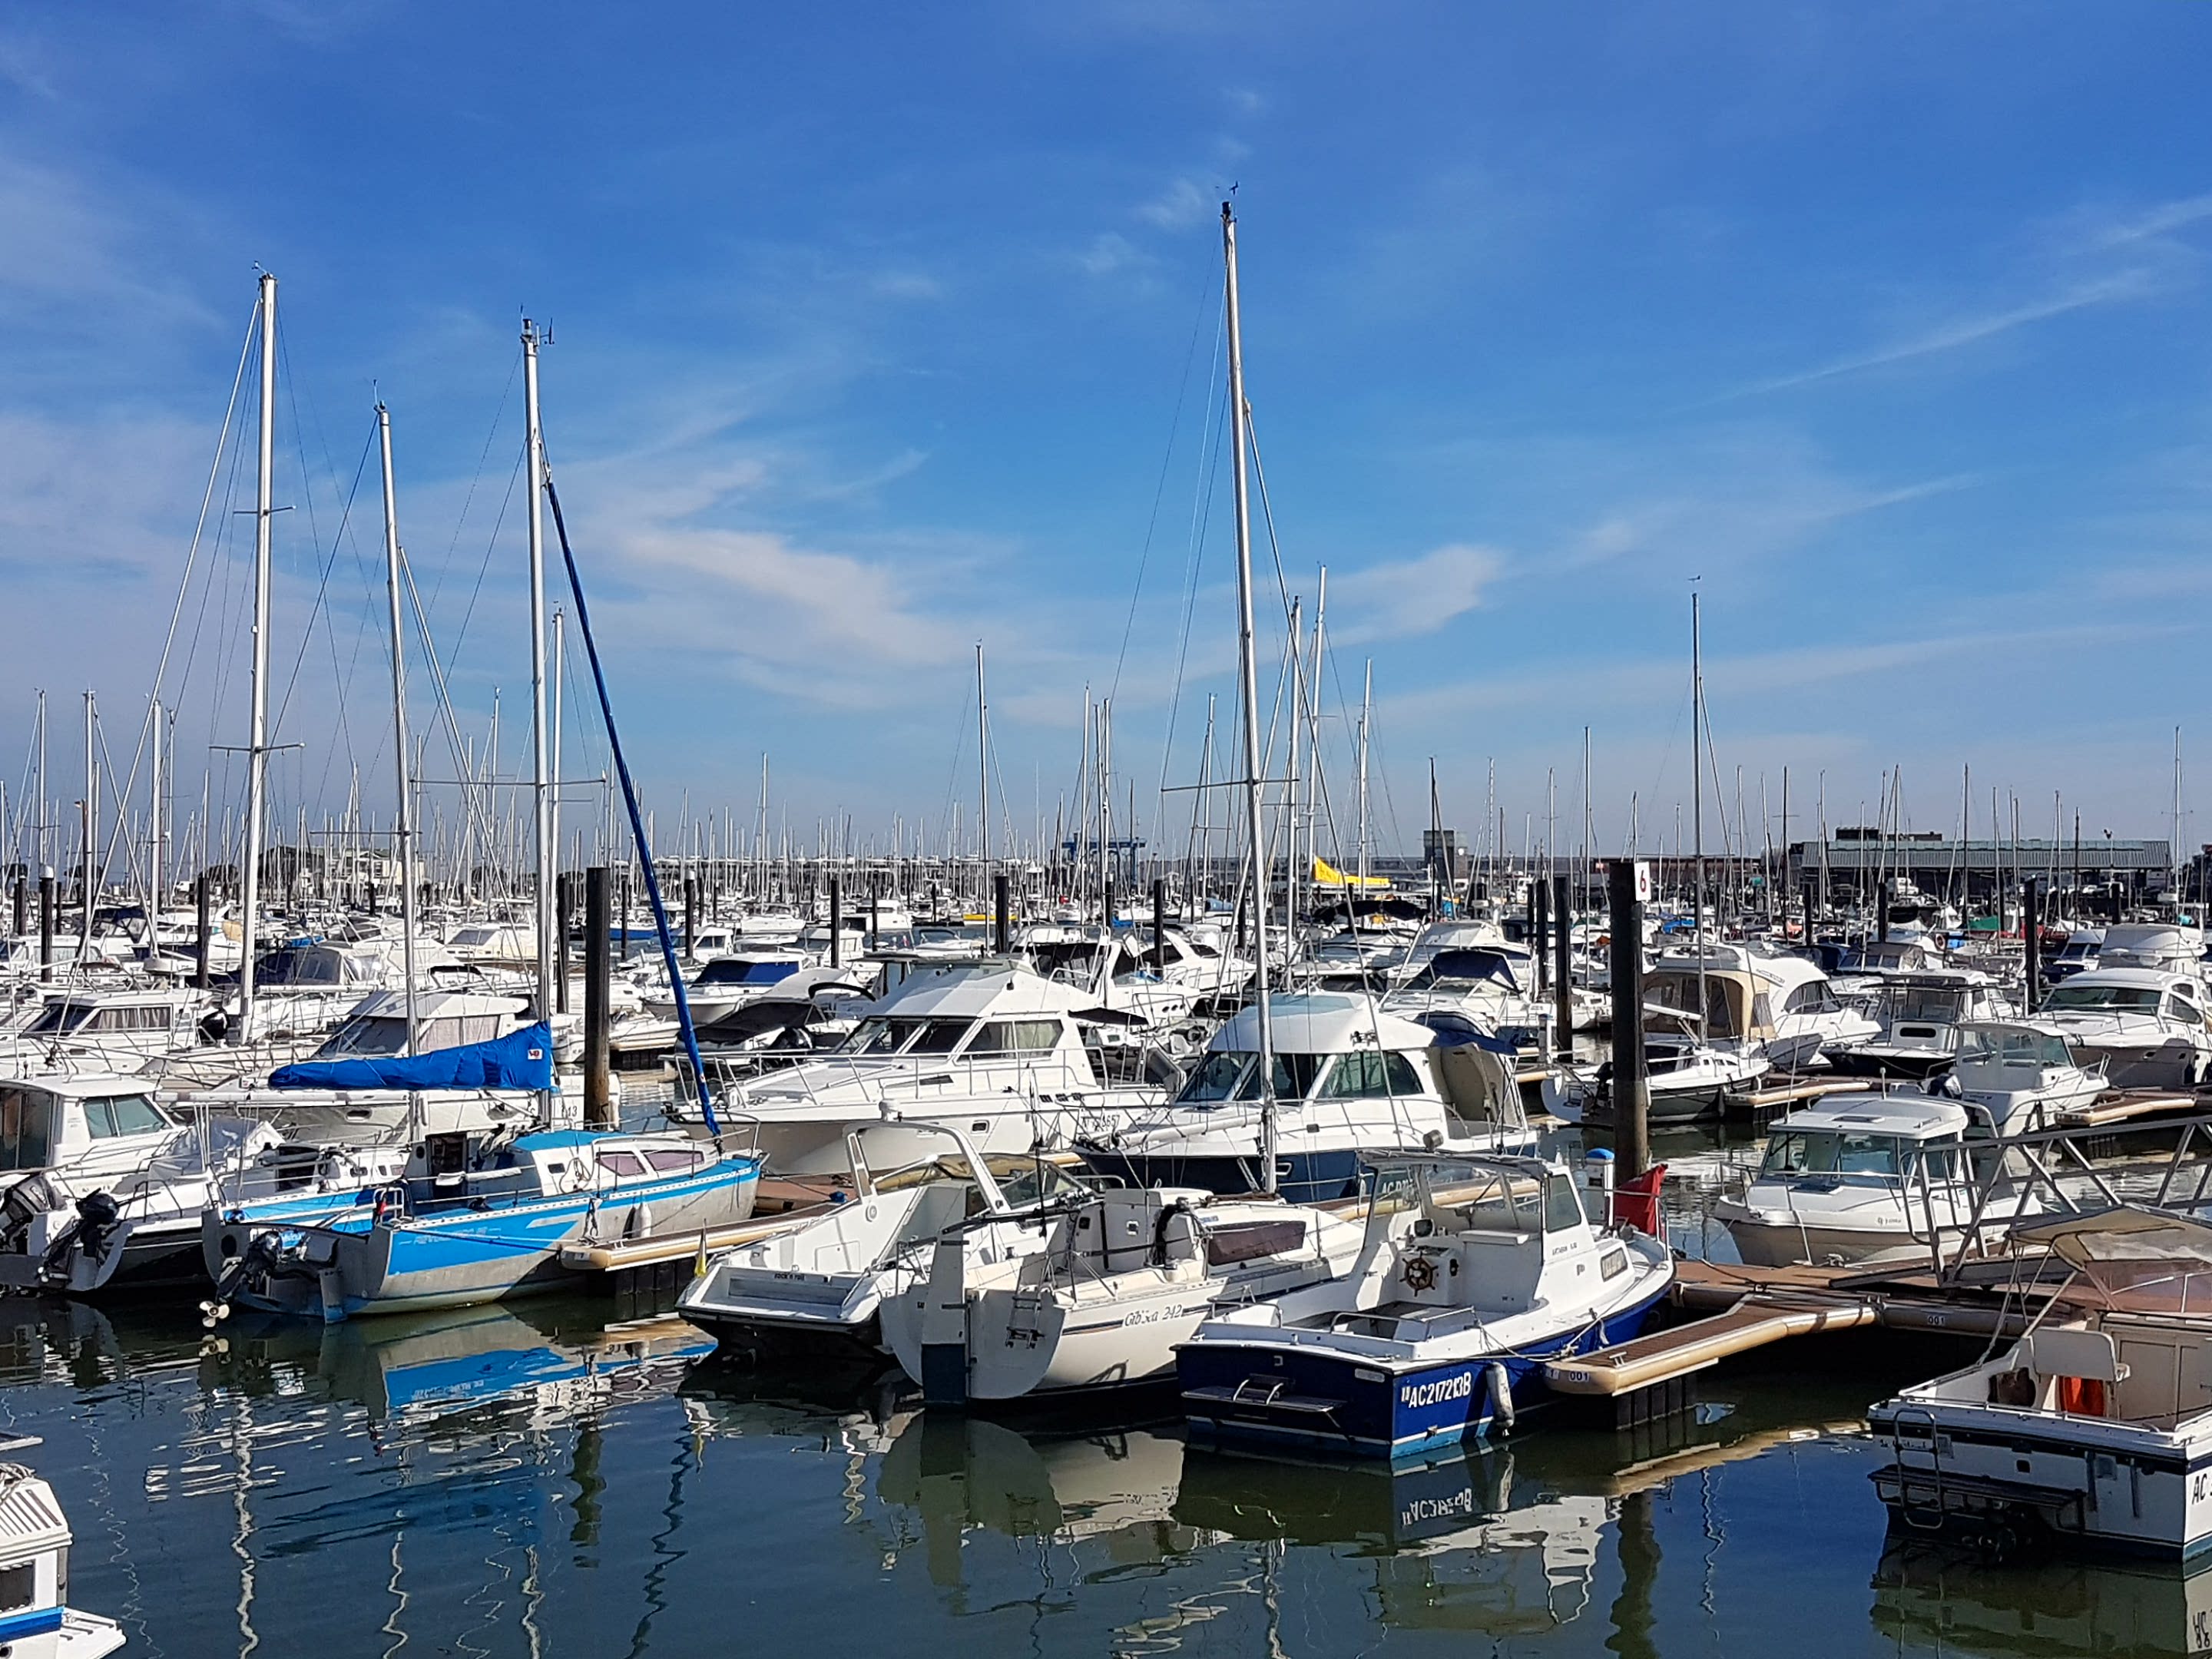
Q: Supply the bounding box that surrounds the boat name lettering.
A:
[1399,1372,1474,1409]
[1121,1303,1199,1329]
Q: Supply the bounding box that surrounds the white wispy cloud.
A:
[1329,543,1505,641]
[1135,177,1211,229]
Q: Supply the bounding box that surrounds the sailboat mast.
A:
[1222,200,1277,1191]
[147,698,163,949]
[237,271,277,1041]
[376,402,420,1056]
[522,320,555,1028]
[975,642,989,895]
[1356,659,1372,890]
[1691,591,1706,1036]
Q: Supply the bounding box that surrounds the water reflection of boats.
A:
[1872,1536,2212,1657]
[876,1416,1221,1584]
[203,1300,712,1422]
[1178,1446,1608,1630]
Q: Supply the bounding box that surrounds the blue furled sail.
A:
[270,1023,555,1092]
[542,476,719,1132]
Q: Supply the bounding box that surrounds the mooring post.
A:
[683,876,698,962]
[1532,875,1551,1012]
[1152,878,1168,975]
[828,873,842,969]
[1552,873,1575,1059]
[9,879,22,941]
[993,873,1011,955]
[194,874,210,990]
[38,874,55,985]
[2022,876,2043,1015]
[584,865,613,1128]
[1608,859,1649,1182]
[1878,876,1892,944]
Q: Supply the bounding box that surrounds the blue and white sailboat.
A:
[1177,1154,1674,1459]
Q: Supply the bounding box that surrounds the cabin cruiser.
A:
[676,1123,1091,1353]
[1714,1092,2061,1267]
[2036,969,2212,1091]
[1951,1020,2106,1131]
[703,960,1167,1173]
[2044,926,2105,987]
[674,985,868,1089]
[0,986,210,1075]
[882,1182,1379,1403]
[1381,947,1593,1058]
[1824,972,2015,1081]
[0,1075,210,1188]
[1178,1154,1674,1459]
[207,1127,762,1321]
[1075,995,1538,1205]
[1641,943,1873,1072]
[0,1439,124,1655]
[2096,922,2207,979]
[1869,1206,2212,1558]
[1830,938,1949,999]
[641,952,853,1025]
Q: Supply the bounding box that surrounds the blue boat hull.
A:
[1178,1288,1667,1459]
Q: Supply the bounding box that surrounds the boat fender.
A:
[1486,1361,1515,1432]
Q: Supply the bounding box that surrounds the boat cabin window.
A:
[1447,1170,1548,1233]
[839,1016,969,1056]
[1236,1051,1325,1101]
[1782,982,1843,1015]
[646,1148,703,1174]
[1543,1173,1586,1231]
[1317,1050,1426,1099]
[0,1090,53,1171]
[22,1003,91,1036]
[598,1150,645,1177]
[1760,1130,1900,1180]
[1646,975,1743,1038]
[2166,990,2204,1022]
[695,959,800,988]
[962,1019,1063,1057]
[1879,983,1969,1023]
[0,1561,31,1612]
[1177,1051,1251,1103]
[81,1094,168,1139]
[2042,984,2164,1013]
[1959,1027,2072,1067]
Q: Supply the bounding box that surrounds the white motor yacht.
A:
[1715,1092,2058,1267]
[1826,971,2016,1081]
[1951,1019,2107,1131]
[1869,1205,2212,1558]
[1076,993,1538,1205]
[676,1123,1091,1353]
[707,960,1167,1174]
[2037,969,2212,1091]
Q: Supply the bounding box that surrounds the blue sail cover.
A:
[270,1023,555,1091]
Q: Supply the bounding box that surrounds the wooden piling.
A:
[1152,877,1167,975]
[992,872,1011,954]
[38,875,55,984]
[194,873,210,988]
[2022,876,2042,1014]
[1551,873,1574,1058]
[827,873,842,969]
[1608,859,1649,1181]
[584,865,613,1128]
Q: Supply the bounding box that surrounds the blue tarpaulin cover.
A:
[270,1022,555,1091]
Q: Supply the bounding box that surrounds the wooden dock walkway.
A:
[1543,1255,2087,1405]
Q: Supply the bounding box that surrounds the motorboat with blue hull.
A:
[1075,994,1537,1206]
[1177,1155,1674,1460]
[206,1129,761,1321]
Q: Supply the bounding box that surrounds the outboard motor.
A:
[0,1172,69,1251]
[70,1190,121,1265]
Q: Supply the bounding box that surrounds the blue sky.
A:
[3,2,2210,869]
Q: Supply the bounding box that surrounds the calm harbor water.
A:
[8,1283,2201,1656]
[8,1087,2202,1657]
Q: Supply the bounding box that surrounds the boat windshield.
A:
[696,959,800,988]
[1760,1130,1902,1180]
[1877,983,1969,1022]
[21,1003,93,1036]
[2042,984,2164,1013]
[1959,1027,2073,1067]
[1173,1050,1327,1104]
[838,1017,972,1056]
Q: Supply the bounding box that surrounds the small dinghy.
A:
[1176,1154,1674,1459]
